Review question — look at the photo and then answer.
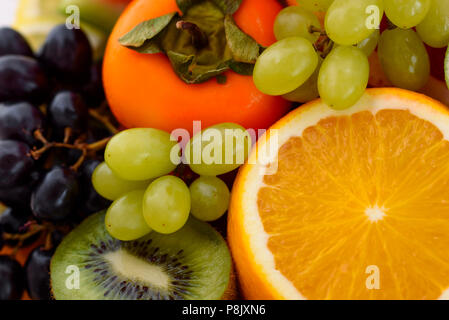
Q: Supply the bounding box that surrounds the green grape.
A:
[356,29,379,56]
[301,0,335,12]
[282,57,322,103]
[378,28,430,91]
[416,0,449,48]
[105,190,152,241]
[385,0,431,29]
[142,176,190,234]
[92,162,152,201]
[189,176,230,222]
[325,0,384,45]
[334,29,379,56]
[185,123,252,176]
[105,128,180,181]
[318,46,369,110]
[253,37,318,95]
[274,6,321,43]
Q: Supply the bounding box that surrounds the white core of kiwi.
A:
[105,249,170,290]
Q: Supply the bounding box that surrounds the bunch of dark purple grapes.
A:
[0,25,117,300]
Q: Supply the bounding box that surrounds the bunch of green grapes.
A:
[254,0,449,110]
[93,124,251,241]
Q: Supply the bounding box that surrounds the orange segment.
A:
[228,88,449,300]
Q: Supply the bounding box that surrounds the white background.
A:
[0,0,19,27]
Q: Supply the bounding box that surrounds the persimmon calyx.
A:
[176,21,209,49]
[118,0,264,84]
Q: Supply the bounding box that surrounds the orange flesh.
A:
[258,109,449,299]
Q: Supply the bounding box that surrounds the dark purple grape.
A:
[50,230,65,248]
[0,207,29,234]
[25,246,53,300]
[80,159,101,183]
[0,55,48,103]
[0,226,4,251]
[0,255,24,300]
[86,126,112,143]
[0,170,40,208]
[2,210,37,249]
[0,27,33,57]
[0,140,34,188]
[0,184,31,208]
[31,166,79,221]
[0,206,36,247]
[65,148,84,166]
[48,91,88,135]
[80,159,111,214]
[38,25,92,82]
[0,102,45,145]
[83,60,105,106]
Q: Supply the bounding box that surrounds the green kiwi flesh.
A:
[50,211,232,300]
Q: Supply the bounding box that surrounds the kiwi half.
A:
[50,211,235,300]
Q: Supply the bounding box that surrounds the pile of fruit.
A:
[254,0,449,109]
[0,22,244,300]
[0,16,252,300]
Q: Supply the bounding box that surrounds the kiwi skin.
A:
[222,266,238,300]
[50,211,236,300]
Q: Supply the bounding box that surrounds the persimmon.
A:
[105,0,132,4]
[103,0,290,134]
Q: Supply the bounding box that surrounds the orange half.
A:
[228,88,449,300]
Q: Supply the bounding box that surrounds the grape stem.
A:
[315,36,334,58]
[3,224,44,241]
[3,222,69,255]
[176,21,209,50]
[307,26,334,59]
[30,129,111,170]
[321,39,334,58]
[70,148,88,171]
[43,229,53,251]
[63,127,72,144]
[309,25,327,36]
[88,107,119,135]
[4,223,46,257]
[85,137,112,151]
